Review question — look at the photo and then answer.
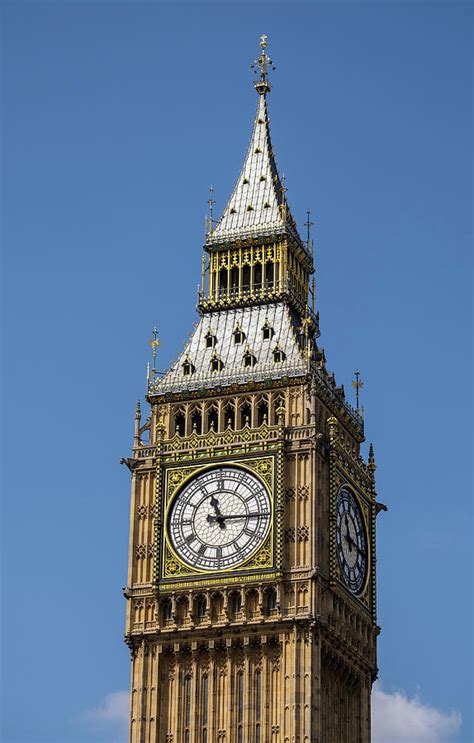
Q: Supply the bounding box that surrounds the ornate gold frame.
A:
[329,466,374,613]
[159,455,277,584]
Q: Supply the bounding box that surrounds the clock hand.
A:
[207,512,269,522]
[209,495,223,517]
[344,516,353,552]
[344,531,365,556]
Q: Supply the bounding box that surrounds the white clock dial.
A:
[167,466,271,572]
[335,487,368,594]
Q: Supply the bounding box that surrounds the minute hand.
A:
[211,512,270,521]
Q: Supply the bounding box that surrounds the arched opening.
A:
[211,592,223,622]
[174,410,185,437]
[255,669,262,743]
[254,263,262,290]
[196,596,207,619]
[182,357,195,376]
[266,587,277,613]
[176,597,188,625]
[191,409,202,434]
[246,589,258,619]
[162,599,172,622]
[273,346,286,364]
[243,350,257,368]
[207,406,218,432]
[184,675,191,742]
[242,265,251,292]
[210,354,224,372]
[201,675,209,743]
[230,592,242,614]
[257,399,268,426]
[274,262,280,288]
[237,671,244,743]
[265,261,274,289]
[223,401,235,429]
[219,268,228,295]
[230,266,239,294]
[240,401,251,428]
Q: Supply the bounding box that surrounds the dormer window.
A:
[182,357,195,376]
[262,322,274,341]
[259,175,266,182]
[230,207,237,214]
[255,147,262,154]
[243,348,257,368]
[205,331,216,349]
[210,353,223,372]
[233,326,245,345]
[246,205,254,211]
[273,346,286,364]
[243,177,249,184]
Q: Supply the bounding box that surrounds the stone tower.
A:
[123,36,383,743]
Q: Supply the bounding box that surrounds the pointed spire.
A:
[208,35,301,247]
[134,400,141,447]
[368,443,377,474]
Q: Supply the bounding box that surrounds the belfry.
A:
[123,35,383,743]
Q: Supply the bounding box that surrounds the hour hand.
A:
[209,495,223,517]
[206,512,226,529]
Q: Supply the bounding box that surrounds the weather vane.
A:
[148,326,160,382]
[352,369,364,411]
[251,34,275,94]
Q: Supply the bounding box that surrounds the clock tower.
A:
[123,36,383,743]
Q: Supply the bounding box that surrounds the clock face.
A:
[335,487,368,594]
[167,466,271,572]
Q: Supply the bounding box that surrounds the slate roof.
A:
[207,92,299,245]
[150,302,307,395]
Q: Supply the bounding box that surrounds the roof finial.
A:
[305,210,314,257]
[252,34,275,95]
[207,186,216,235]
[149,326,160,382]
[280,174,287,220]
[352,369,364,411]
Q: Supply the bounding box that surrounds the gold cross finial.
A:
[352,369,364,411]
[149,326,160,381]
[252,34,275,95]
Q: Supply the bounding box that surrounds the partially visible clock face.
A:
[335,487,368,594]
[167,466,271,572]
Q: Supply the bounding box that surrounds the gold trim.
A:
[335,482,371,600]
[161,457,275,580]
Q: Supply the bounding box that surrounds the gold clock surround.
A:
[158,453,281,588]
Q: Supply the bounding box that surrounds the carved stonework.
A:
[125,40,379,743]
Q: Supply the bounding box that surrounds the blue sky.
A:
[1,2,472,742]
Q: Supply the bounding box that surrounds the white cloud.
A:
[80,690,129,733]
[372,681,462,742]
[80,684,462,743]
